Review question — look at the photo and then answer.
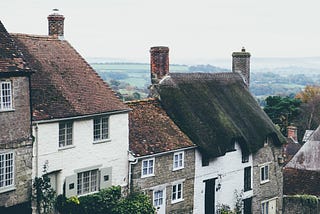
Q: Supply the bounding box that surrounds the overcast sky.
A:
[1,0,320,64]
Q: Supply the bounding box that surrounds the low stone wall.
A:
[283,195,320,214]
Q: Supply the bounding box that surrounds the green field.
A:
[91,63,188,88]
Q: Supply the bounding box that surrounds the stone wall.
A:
[252,141,283,213]
[283,196,320,214]
[0,76,33,208]
[131,148,195,214]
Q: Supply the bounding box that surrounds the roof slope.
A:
[127,98,194,157]
[11,34,129,120]
[286,125,320,171]
[158,72,284,157]
[0,21,30,74]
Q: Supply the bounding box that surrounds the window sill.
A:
[171,198,184,204]
[172,167,184,171]
[77,190,99,197]
[0,108,15,113]
[0,186,16,194]
[260,179,270,185]
[141,174,155,179]
[244,188,252,192]
[58,145,75,151]
[93,138,111,144]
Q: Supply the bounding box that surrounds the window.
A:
[77,169,98,195]
[0,152,14,189]
[260,164,269,184]
[141,158,154,177]
[153,189,164,207]
[172,183,183,203]
[202,154,209,167]
[242,153,249,163]
[93,116,109,141]
[244,167,251,191]
[0,81,12,110]
[59,121,73,147]
[243,197,252,214]
[173,151,184,170]
[261,201,269,214]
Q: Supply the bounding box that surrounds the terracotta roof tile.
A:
[0,21,30,74]
[127,98,195,157]
[11,33,129,120]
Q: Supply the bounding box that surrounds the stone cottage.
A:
[0,21,33,213]
[127,98,196,214]
[149,46,285,214]
[11,11,131,198]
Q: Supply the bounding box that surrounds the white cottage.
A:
[11,11,130,197]
[150,47,285,213]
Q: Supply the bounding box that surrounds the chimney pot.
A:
[47,9,65,37]
[287,126,298,141]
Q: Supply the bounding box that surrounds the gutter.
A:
[34,123,39,177]
[33,109,131,124]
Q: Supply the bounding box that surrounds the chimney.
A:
[150,46,169,84]
[287,126,298,141]
[232,47,251,87]
[47,9,65,37]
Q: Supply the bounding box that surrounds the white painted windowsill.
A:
[0,186,16,194]
[58,145,75,151]
[93,138,111,144]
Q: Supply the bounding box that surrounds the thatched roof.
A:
[157,72,285,157]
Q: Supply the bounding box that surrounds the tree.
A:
[263,96,301,135]
[295,85,320,130]
[33,163,56,214]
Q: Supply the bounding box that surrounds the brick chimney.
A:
[47,9,65,37]
[232,47,251,87]
[287,126,298,141]
[150,46,169,84]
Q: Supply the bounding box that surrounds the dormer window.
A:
[0,81,12,111]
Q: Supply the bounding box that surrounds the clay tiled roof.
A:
[0,21,30,75]
[286,126,320,171]
[158,72,285,157]
[11,33,129,121]
[127,98,195,157]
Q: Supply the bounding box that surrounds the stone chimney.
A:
[287,126,298,141]
[232,47,251,87]
[47,9,65,37]
[150,46,169,84]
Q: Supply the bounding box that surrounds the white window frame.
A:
[261,200,269,214]
[93,116,109,143]
[77,169,99,196]
[171,182,183,203]
[0,81,13,111]
[141,158,155,178]
[153,189,164,207]
[173,151,184,171]
[59,121,73,148]
[0,152,14,191]
[260,162,270,184]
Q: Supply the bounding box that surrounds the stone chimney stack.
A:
[232,47,251,87]
[47,9,65,37]
[150,46,169,84]
[287,126,298,141]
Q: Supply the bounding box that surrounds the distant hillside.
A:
[90,61,320,102]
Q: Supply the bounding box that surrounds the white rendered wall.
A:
[193,143,253,213]
[32,113,129,195]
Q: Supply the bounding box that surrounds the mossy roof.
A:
[158,72,285,157]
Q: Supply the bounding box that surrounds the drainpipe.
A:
[34,123,39,177]
[128,151,138,193]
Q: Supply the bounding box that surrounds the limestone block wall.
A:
[131,148,195,214]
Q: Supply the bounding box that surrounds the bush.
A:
[55,186,154,214]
